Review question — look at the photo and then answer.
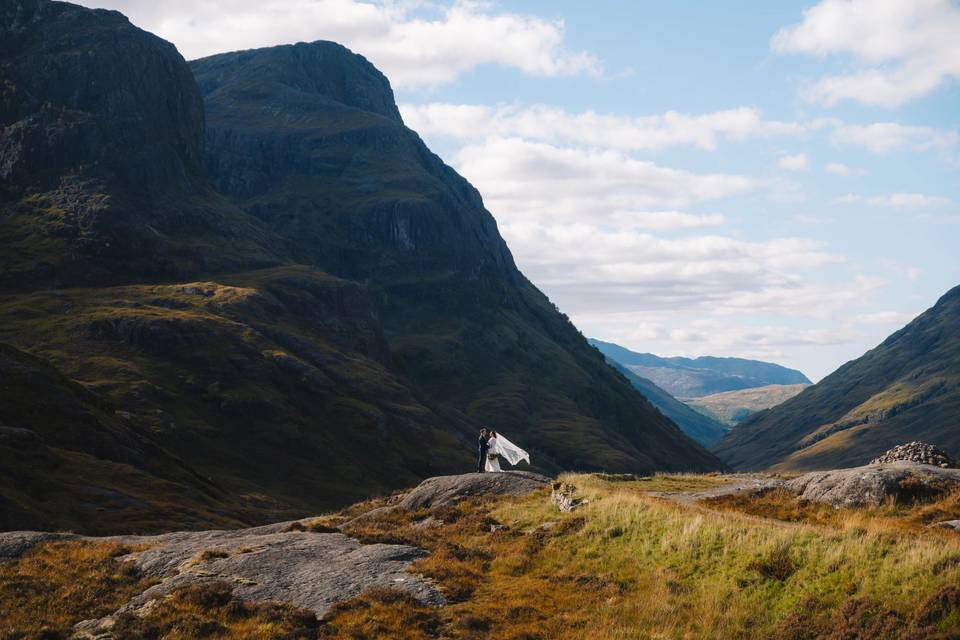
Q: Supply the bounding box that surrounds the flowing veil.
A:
[493,433,530,466]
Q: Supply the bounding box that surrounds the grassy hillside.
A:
[715,285,960,471]
[604,358,730,446]
[684,384,810,426]
[6,473,960,638]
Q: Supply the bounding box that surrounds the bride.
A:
[485,430,530,472]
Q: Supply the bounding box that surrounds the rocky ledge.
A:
[784,462,960,508]
[0,472,550,634]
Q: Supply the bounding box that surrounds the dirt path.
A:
[646,474,783,504]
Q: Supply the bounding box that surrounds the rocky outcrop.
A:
[870,442,954,468]
[784,462,960,508]
[397,472,551,511]
[0,523,440,635]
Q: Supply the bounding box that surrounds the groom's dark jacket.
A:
[478,434,489,454]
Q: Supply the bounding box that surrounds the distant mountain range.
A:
[590,339,811,397]
[714,285,960,471]
[0,0,720,533]
[592,339,810,447]
[604,359,729,447]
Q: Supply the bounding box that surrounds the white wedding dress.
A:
[484,433,530,472]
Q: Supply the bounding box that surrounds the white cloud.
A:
[401,103,807,151]
[824,162,865,176]
[831,192,950,208]
[772,0,960,106]
[831,122,958,154]
[454,137,757,221]
[793,214,833,225]
[75,0,600,88]
[853,310,916,325]
[870,193,949,208]
[777,153,809,171]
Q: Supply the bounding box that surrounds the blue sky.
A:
[81,0,960,380]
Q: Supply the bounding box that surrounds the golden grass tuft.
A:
[0,541,152,640]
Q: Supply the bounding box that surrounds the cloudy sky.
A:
[79,0,960,380]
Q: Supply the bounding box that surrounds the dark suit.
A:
[477,434,490,473]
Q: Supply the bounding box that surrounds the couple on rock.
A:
[477,427,530,473]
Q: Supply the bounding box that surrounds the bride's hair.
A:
[490,430,497,437]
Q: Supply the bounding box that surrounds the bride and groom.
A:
[477,427,530,473]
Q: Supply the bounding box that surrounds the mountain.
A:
[0,1,721,533]
[714,286,960,471]
[590,339,811,397]
[603,358,729,446]
[684,384,810,426]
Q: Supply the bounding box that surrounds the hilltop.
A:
[715,285,960,471]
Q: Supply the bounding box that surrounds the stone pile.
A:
[869,441,954,468]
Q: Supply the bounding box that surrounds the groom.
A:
[477,427,490,473]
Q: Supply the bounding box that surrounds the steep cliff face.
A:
[191,41,515,281]
[0,0,283,289]
[190,42,723,474]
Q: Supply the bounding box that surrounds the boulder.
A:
[0,531,78,561]
[784,462,960,508]
[398,472,551,511]
[870,441,954,468]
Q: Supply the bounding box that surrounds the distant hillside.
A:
[603,358,729,447]
[590,339,810,397]
[684,384,809,427]
[714,286,960,471]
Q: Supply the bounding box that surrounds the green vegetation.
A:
[715,286,960,470]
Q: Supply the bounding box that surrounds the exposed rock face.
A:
[784,462,960,508]
[0,0,284,290]
[398,472,551,511]
[1,525,441,635]
[870,442,954,468]
[0,0,203,192]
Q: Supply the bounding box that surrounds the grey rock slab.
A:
[398,471,551,511]
[0,531,78,561]
[929,519,960,531]
[113,530,441,617]
[785,462,960,508]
